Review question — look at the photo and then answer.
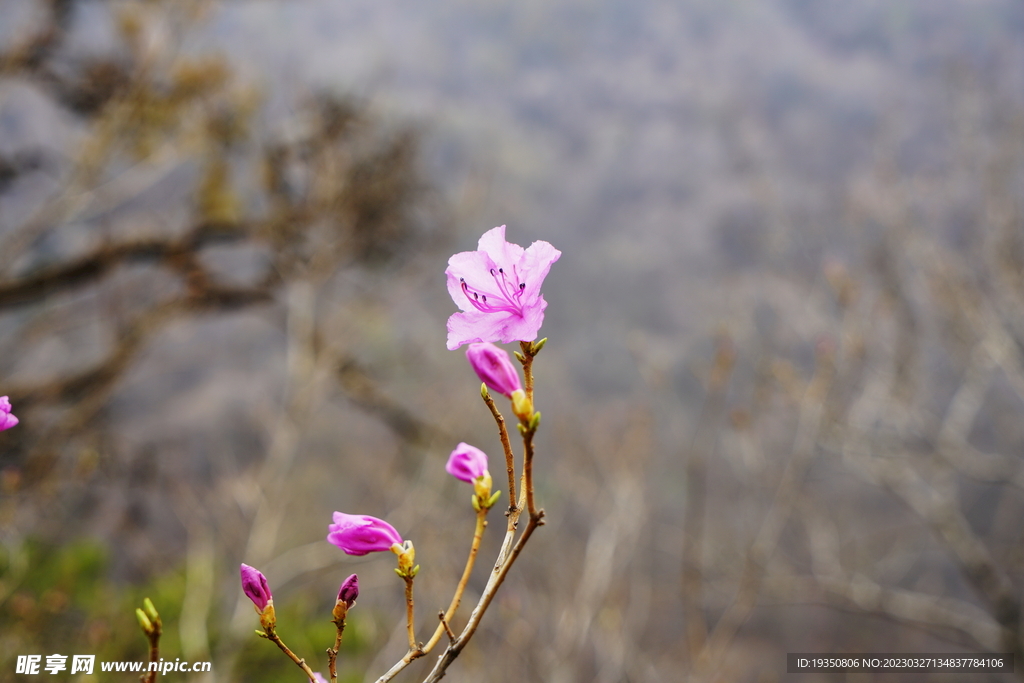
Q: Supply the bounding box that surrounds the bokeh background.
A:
[2,1,1024,681]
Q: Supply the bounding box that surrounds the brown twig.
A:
[439,611,456,643]
[264,631,318,683]
[421,509,488,653]
[327,615,346,683]
[420,510,544,683]
[522,422,539,520]
[373,501,492,683]
[519,340,535,403]
[482,391,517,511]
[141,618,160,683]
[0,224,251,309]
[404,576,417,651]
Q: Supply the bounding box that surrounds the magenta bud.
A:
[240,564,272,612]
[337,573,359,607]
[446,442,489,483]
[0,396,18,432]
[466,342,522,397]
[327,512,403,556]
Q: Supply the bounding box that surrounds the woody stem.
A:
[483,392,517,510]
[421,508,488,654]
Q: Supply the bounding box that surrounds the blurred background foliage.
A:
[2,0,1024,682]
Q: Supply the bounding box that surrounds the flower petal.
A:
[519,239,561,303]
[446,249,499,312]
[477,225,525,267]
[327,512,403,556]
[447,310,521,350]
[446,442,489,483]
[240,564,272,611]
[465,342,522,396]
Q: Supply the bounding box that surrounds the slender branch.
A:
[404,577,417,651]
[483,392,517,511]
[522,424,539,520]
[265,632,318,683]
[419,380,546,682]
[374,503,493,682]
[439,612,456,643]
[421,510,488,654]
[327,616,347,683]
[421,511,544,683]
[379,341,548,683]
[141,621,160,683]
[519,341,535,403]
[0,223,251,308]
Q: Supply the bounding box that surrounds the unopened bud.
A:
[240,564,273,612]
[472,470,493,502]
[333,573,358,622]
[391,540,417,579]
[142,598,160,624]
[136,608,154,635]
[446,443,488,483]
[511,389,533,422]
[466,343,522,398]
[337,573,359,608]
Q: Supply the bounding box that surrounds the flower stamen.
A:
[461,276,525,316]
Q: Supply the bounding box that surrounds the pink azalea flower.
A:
[445,443,489,483]
[0,396,18,432]
[465,342,522,397]
[445,225,561,350]
[313,673,329,683]
[240,564,272,612]
[327,512,403,556]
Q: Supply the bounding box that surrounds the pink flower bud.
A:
[240,564,272,612]
[0,396,18,432]
[465,343,521,397]
[445,442,489,483]
[337,573,359,608]
[327,512,403,556]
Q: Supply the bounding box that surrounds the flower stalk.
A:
[259,629,319,683]
[482,387,518,512]
[403,576,417,651]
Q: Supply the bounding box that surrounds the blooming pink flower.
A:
[446,225,561,350]
[0,396,18,432]
[313,674,328,683]
[337,573,359,608]
[466,342,522,397]
[446,443,489,483]
[327,512,403,556]
[240,564,272,612]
